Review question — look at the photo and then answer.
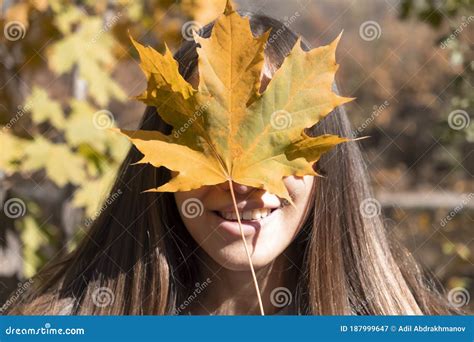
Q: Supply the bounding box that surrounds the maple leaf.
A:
[117,1,354,203]
[27,87,65,129]
[47,16,126,106]
[0,132,27,175]
[21,136,87,187]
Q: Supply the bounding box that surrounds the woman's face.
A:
[174,176,314,270]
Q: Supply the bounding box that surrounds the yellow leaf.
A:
[26,87,65,128]
[47,17,126,106]
[20,216,49,278]
[106,130,130,162]
[21,136,87,186]
[117,1,354,202]
[79,58,127,106]
[54,5,85,34]
[72,167,120,217]
[64,100,110,153]
[285,133,349,162]
[124,1,144,22]
[64,99,130,160]
[0,131,27,175]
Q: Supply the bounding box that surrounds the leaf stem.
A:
[227,179,265,316]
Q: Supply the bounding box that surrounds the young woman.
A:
[10,11,459,315]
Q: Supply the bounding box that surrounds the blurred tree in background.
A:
[0,0,472,311]
[400,0,473,144]
[0,0,208,295]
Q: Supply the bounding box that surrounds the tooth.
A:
[220,208,276,221]
[251,210,261,220]
[242,211,252,220]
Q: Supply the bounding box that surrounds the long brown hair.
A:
[9,12,458,315]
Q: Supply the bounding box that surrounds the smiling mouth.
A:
[213,208,279,221]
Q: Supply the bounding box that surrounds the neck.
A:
[186,247,299,315]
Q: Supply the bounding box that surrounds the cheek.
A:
[174,188,209,232]
[269,176,314,244]
[280,175,315,232]
[284,175,315,207]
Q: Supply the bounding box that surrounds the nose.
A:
[218,181,252,194]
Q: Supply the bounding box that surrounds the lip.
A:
[210,207,281,237]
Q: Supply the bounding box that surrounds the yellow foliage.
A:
[72,167,120,218]
[27,87,65,128]
[20,216,49,278]
[0,132,27,175]
[47,16,126,106]
[64,100,110,154]
[21,136,88,187]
